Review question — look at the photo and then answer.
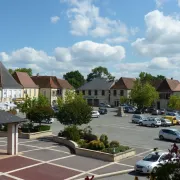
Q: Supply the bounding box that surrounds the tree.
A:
[139,72,165,83]
[57,90,92,126]
[63,70,85,89]
[120,96,129,104]
[9,68,33,76]
[130,80,159,108]
[168,95,180,110]
[27,106,54,125]
[87,66,115,82]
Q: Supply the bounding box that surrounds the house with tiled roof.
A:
[77,78,115,106]
[110,77,136,107]
[12,72,39,99]
[31,75,73,105]
[0,62,23,102]
[156,78,180,109]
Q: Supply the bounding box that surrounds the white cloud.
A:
[130,27,139,35]
[62,0,129,39]
[178,0,180,7]
[50,16,60,24]
[0,41,125,77]
[155,0,164,8]
[132,10,180,57]
[105,37,128,44]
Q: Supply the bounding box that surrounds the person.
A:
[85,175,94,180]
[172,143,178,154]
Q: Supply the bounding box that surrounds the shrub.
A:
[84,133,98,142]
[87,140,105,151]
[83,126,92,135]
[77,139,88,148]
[100,134,109,148]
[102,145,130,154]
[109,141,120,148]
[59,125,80,142]
[34,125,50,132]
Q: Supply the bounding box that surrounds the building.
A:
[156,78,180,109]
[0,62,23,102]
[77,78,115,106]
[31,75,73,105]
[110,77,135,107]
[12,72,39,99]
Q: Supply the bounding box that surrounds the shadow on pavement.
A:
[128,171,148,177]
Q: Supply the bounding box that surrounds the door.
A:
[87,99,93,106]
[168,130,177,141]
[157,101,160,109]
[94,99,99,107]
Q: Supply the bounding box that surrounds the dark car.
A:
[160,109,166,115]
[134,109,144,114]
[147,107,156,113]
[98,107,107,114]
[151,109,161,115]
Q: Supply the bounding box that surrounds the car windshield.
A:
[143,154,160,162]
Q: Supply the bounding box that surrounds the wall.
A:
[1,89,23,102]
[23,88,39,99]
[51,88,58,105]
[39,88,51,103]
[110,89,130,106]
[80,90,110,105]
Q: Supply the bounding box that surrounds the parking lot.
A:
[16,109,180,179]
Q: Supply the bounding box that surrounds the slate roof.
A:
[157,79,180,92]
[0,110,26,124]
[111,77,135,90]
[12,72,39,88]
[57,79,73,89]
[31,76,62,89]
[0,62,22,89]
[77,78,114,90]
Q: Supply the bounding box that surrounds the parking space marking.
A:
[19,139,39,144]
[65,162,114,180]
[1,173,24,180]
[48,148,70,154]
[47,155,75,163]
[135,149,153,157]
[115,162,134,168]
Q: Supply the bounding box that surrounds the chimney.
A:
[171,77,173,80]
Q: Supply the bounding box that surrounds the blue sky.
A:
[1,0,180,79]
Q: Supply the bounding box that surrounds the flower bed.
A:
[57,125,136,161]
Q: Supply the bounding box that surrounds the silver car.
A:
[160,118,172,126]
[135,151,170,174]
[132,114,146,123]
[159,128,180,143]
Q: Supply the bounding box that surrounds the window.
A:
[95,90,98,95]
[102,90,105,96]
[57,89,61,95]
[120,90,124,96]
[113,90,117,96]
[82,90,85,95]
[43,91,46,96]
[88,90,91,95]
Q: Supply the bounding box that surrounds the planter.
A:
[53,137,136,162]
[19,130,52,139]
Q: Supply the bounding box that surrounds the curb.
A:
[77,169,134,180]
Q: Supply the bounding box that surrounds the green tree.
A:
[9,68,33,76]
[27,106,54,125]
[87,66,115,82]
[57,90,92,126]
[130,80,159,108]
[63,70,85,89]
[120,96,129,104]
[168,95,180,110]
[139,72,165,83]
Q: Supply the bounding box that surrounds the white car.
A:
[159,128,180,142]
[160,118,172,126]
[131,114,146,123]
[41,118,55,124]
[135,151,172,174]
[139,117,161,127]
[91,111,100,118]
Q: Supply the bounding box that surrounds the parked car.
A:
[163,116,177,125]
[166,111,178,116]
[160,117,172,126]
[98,107,107,114]
[159,128,180,142]
[160,109,166,115]
[152,109,161,115]
[41,118,55,124]
[132,114,146,123]
[91,111,100,118]
[99,103,111,108]
[135,151,172,174]
[147,107,156,113]
[124,106,135,113]
[139,117,161,127]
[134,108,144,114]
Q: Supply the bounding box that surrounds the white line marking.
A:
[20,148,44,153]
[135,149,153,156]
[115,162,134,168]
[19,139,39,144]
[18,155,44,163]
[47,155,75,163]
[2,173,24,180]
[18,144,43,149]
[48,148,70,154]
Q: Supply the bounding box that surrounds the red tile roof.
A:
[111,77,135,90]
[57,79,73,89]
[13,72,38,88]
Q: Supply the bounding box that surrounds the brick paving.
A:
[0,137,150,180]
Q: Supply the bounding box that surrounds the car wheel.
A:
[132,120,135,123]
[159,135,164,140]
[152,167,158,173]
[151,124,155,127]
[139,122,143,126]
[176,138,180,143]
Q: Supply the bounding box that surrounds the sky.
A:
[1,0,180,79]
